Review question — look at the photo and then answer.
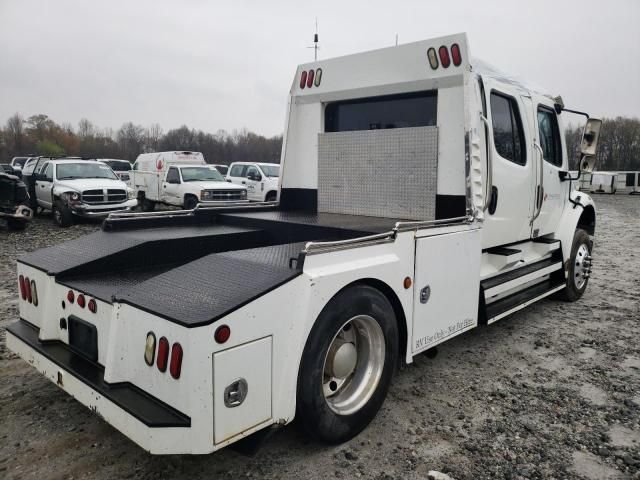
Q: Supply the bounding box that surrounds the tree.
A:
[116,122,145,160]
[6,113,25,154]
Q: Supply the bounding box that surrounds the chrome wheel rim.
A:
[322,314,385,416]
[573,243,592,290]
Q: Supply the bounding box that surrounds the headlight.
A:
[127,188,135,199]
[65,191,81,204]
[201,190,211,200]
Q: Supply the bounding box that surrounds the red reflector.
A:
[299,70,307,89]
[24,277,32,303]
[169,343,183,379]
[77,294,85,308]
[67,290,75,303]
[157,337,169,372]
[306,69,315,88]
[88,298,97,313]
[214,325,231,344]
[19,275,26,300]
[438,46,451,68]
[451,43,462,66]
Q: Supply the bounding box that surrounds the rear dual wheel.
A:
[297,284,398,443]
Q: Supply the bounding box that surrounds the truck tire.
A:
[265,191,277,202]
[184,195,198,210]
[52,200,74,227]
[559,229,592,302]
[140,197,156,212]
[7,218,27,231]
[296,284,398,444]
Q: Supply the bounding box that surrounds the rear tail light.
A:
[157,337,169,372]
[215,325,231,344]
[144,332,156,366]
[19,275,26,300]
[299,70,308,89]
[169,343,183,379]
[67,290,75,303]
[438,46,451,68]
[306,69,315,88]
[30,280,38,307]
[88,298,97,313]
[24,277,32,303]
[451,43,462,66]
[427,48,439,70]
[77,294,85,308]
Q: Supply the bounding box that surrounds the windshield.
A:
[180,167,225,182]
[13,157,28,167]
[56,163,119,180]
[103,160,132,171]
[260,165,280,177]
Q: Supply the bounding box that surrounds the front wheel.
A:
[296,284,398,444]
[184,195,198,210]
[52,200,74,227]
[560,229,592,301]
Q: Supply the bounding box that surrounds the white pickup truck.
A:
[7,33,602,454]
[226,162,280,202]
[32,159,137,226]
[130,151,248,210]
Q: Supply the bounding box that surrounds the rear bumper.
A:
[6,320,193,454]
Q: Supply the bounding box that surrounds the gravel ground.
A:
[1,196,639,480]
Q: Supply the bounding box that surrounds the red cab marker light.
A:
[88,298,97,313]
[67,290,75,303]
[169,343,183,379]
[306,69,315,88]
[157,337,169,372]
[451,43,462,66]
[19,275,26,300]
[25,277,32,303]
[77,294,85,308]
[214,325,231,344]
[299,70,307,89]
[438,46,451,68]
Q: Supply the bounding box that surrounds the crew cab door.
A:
[480,81,535,248]
[163,167,181,205]
[530,99,568,237]
[35,162,54,208]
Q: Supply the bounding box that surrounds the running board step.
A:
[482,257,563,298]
[485,278,565,324]
[485,247,522,268]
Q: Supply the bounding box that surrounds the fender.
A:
[552,190,596,263]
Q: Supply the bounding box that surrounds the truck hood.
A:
[188,181,246,190]
[56,178,129,191]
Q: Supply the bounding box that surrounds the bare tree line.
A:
[0,113,283,165]
[1,113,639,172]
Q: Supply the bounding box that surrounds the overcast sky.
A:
[1,0,638,137]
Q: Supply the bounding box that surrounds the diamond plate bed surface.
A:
[18,225,255,275]
[318,126,438,220]
[116,242,306,327]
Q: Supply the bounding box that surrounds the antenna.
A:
[307,18,320,61]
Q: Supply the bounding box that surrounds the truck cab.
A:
[7,33,602,454]
[226,162,280,202]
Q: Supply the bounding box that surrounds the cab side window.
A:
[490,92,526,165]
[42,163,53,181]
[230,165,248,177]
[537,106,563,167]
[246,166,259,179]
[166,167,180,183]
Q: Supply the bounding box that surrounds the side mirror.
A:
[580,118,602,156]
[579,155,596,173]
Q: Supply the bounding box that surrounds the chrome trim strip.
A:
[106,201,279,221]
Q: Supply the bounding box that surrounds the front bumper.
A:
[6,320,192,454]
[0,204,32,221]
[71,199,138,218]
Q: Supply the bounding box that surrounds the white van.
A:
[131,151,247,210]
[226,162,280,202]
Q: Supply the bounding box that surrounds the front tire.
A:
[140,197,156,212]
[7,218,27,231]
[184,195,198,210]
[560,229,592,301]
[52,200,74,227]
[296,284,398,444]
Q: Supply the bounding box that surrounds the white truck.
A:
[226,161,280,202]
[130,151,248,210]
[7,33,602,454]
[32,159,137,227]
